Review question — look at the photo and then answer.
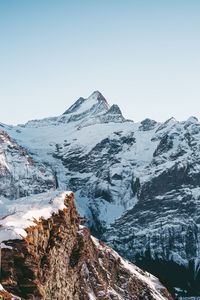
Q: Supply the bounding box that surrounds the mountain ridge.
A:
[1,91,200,297]
[0,192,172,300]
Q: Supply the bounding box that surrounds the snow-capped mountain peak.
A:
[63,97,85,115]
[105,104,122,116]
[23,91,111,128]
[88,90,109,104]
[3,92,200,296]
[63,90,110,118]
[186,116,199,124]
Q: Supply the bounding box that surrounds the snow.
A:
[2,91,200,284]
[121,259,168,300]
[0,151,9,171]
[4,101,197,231]
[6,119,142,224]
[68,91,106,115]
[0,191,72,247]
[0,284,21,299]
[107,289,124,300]
[88,292,97,300]
[91,236,100,248]
[91,236,169,300]
[76,189,125,225]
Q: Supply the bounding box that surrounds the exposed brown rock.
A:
[0,284,20,300]
[0,290,13,300]
[0,193,173,300]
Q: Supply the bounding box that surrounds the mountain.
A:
[3,91,200,297]
[0,129,56,200]
[0,192,172,300]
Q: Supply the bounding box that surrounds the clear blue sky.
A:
[0,0,200,124]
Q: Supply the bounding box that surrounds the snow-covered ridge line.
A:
[91,236,169,300]
[21,91,112,128]
[0,191,72,247]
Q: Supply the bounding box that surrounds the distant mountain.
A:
[3,91,200,296]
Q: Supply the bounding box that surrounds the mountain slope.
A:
[3,91,200,296]
[0,192,172,300]
[0,129,56,200]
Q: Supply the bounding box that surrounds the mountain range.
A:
[1,91,200,297]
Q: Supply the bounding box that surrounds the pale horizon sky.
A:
[0,0,200,125]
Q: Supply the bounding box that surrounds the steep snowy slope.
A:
[5,91,135,227]
[4,91,200,296]
[0,129,56,199]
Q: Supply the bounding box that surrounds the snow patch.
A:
[0,191,72,247]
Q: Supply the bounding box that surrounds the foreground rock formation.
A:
[0,192,172,300]
[0,284,20,300]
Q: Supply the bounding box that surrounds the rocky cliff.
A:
[0,284,20,300]
[0,192,172,300]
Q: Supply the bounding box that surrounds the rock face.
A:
[0,192,172,300]
[0,284,20,300]
[0,130,56,200]
[104,117,200,296]
[3,91,200,296]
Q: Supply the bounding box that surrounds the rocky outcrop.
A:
[0,284,20,300]
[0,192,172,300]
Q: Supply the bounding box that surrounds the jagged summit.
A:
[186,116,199,124]
[139,118,158,131]
[63,97,85,115]
[63,90,110,116]
[90,90,109,104]
[22,91,127,128]
[106,104,122,115]
[165,117,177,124]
